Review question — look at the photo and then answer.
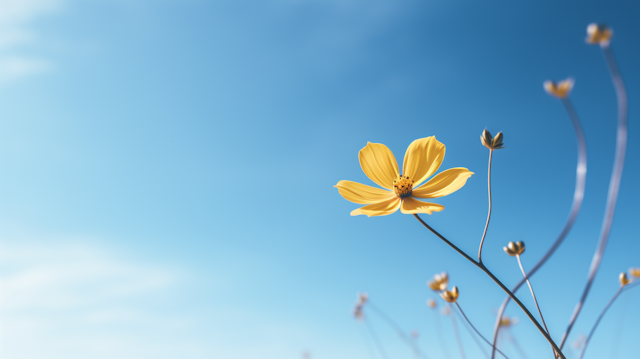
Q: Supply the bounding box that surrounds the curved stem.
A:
[578,287,622,359]
[450,304,466,359]
[478,149,494,264]
[455,303,510,359]
[368,302,428,359]
[516,255,554,357]
[364,317,390,359]
[559,43,628,350]
[491,96,587,359]
[413,214,566,359]
[432,309,452,359]
[459,307,490,359]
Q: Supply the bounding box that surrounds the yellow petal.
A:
[412,168,474,198]
[359,142,399,190]
[334,180,395,204]
[402,137,445,186]
[350,197,401,217]
[400,197,444,215]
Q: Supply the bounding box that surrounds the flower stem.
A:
[412,214,566,359]
[558,42,628,351]
[455,303,510,359]
[432,309,452,359]
[364,317,390,359]
[578,286,622,359]
[478,148,494,264]
[516,254,554,357]
[450,304,466,359]
[368,301,428,358]
[491,96,587,359]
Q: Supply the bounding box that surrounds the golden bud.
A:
[629,267,640,278]
[428,272,449,291]
[481,129,504,150]
[426,298,437,308]
[503,241,525,256]
[544,78,574,99]
[440,286,459,303]
[358,292,369,306]
[619,272,631,287]
[586,23,612,45]
[499,315,519,328]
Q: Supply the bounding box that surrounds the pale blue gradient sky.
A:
[1,1,639,358]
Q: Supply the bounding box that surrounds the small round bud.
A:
[503,241,525,256]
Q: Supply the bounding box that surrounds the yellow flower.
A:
[544,79,574,98]
[586,23,612,45]
[629,268,640,278]
[428,272,449,291]
[619,272,631,287]
[335,137,474,216]
[503,241,525,256]
[440,286,459,303]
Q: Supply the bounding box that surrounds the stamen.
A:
[393,175,413,198]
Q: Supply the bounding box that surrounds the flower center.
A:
[393,175,413,198]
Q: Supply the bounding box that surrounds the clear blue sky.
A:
[0,1,639,358]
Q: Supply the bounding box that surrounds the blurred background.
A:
[0,0,639,358]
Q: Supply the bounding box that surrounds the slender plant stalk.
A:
[413,214,566,359]
[359,322,379,359]
[364,317,389,359]
[478,148,494,264]
[577,286,622,359]
[491,95,587,359]
[516,254,554,357]
[455,303,510,359]
[558,42,628,350]
[450,304,466,359]
[432,309,452,359]
[368,302,428,358]
[458,307,490,359]
[579,281,639,359]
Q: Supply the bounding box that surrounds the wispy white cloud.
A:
[0,239,193,359]
[0,0,63,82]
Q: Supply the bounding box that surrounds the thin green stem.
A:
[455,303,509,359]
[478,149,493,264]
[432,309,452,359]
[491,96,587,359]
[559,42,628,351]
[368,302,428,359]
[578,286,622,359]
[578,281,640,359]
[413,214,565,359]
[516,254,554,357]
[450,304,466,359]
[364,317,389,359]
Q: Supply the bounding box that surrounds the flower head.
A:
[629,267,640,278]
[428,272,449,291]
[503,241,525,256]
[335,137,474,217]
[499,315,519,328]
[481,129,504,150]
[586,23,612,45]
[619,272,631,287]
[426,298,437,308]
[544,79,574,98]
[357,292,369,306]
[440,286,459,303]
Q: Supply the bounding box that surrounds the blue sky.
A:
[0,1,639,358]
